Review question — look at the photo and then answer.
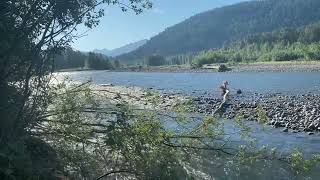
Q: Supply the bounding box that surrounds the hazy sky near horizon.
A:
[72,0,248,52]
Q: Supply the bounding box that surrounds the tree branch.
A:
[96,169,136,180]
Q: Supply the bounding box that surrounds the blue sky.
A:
[72,0,248,51]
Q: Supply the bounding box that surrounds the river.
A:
[57,71,320,95]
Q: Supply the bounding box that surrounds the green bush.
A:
[270,50,302,61]
[192,42,320,65]
[192,50,228,67]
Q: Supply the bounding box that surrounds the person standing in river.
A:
[219,81,229,97]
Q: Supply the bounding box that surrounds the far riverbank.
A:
[114,61,320,73]
[55,61,320,73]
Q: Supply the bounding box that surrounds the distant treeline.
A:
[142,54,195,66]
[192,22,320,67]
[54,48,121,70]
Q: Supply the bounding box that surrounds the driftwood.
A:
[213,90,230,115]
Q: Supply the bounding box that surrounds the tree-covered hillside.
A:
[119,0,320,63]
[192,22,320,67]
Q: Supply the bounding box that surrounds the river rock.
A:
[308,132,315,135]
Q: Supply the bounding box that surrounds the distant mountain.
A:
[94,39,147,57]
[119,0,320,63]
[93,48,111,56]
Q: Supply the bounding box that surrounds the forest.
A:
[54,48,115,70]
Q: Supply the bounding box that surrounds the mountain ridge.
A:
[94,39,147,57]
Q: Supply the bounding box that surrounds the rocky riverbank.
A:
[193,92,320,134]
[93,84,188,111]
[114,62,320,73]
[229,63,320,72]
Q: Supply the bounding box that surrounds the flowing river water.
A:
[56,71,320,179]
